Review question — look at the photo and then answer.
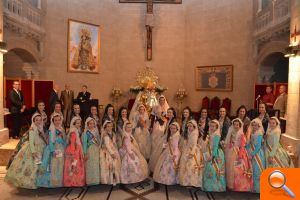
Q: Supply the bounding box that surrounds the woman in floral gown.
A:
[82,117,101,185]
[119,122,148,184]
[264,117,293,168]
[179,107,193,151]
[89,105,101,131]
[116,107,129,149]
[233,127,253,192]
[225,118,252,191]
[246,118,266,193]
[35,101,48,129]
[149,107,177,172]
[202,120,226,192]
[99,120,121,185]
[5,113,47,189]
[153,122,181,185]
[178,120,203,187]
[63,117,85,187]
[101,104,116,131]
[48,114,66,187]
[132,104,151,160]
[150,96,169,158]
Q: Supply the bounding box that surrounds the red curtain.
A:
[20,80,33,109]
[34,81,53,115]
[254,84,269,108]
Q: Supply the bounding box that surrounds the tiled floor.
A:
[0,167,259,200]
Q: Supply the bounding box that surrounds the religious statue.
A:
[71,28,96,71]
[129,67,167,114]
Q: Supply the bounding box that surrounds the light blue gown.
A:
[49,129,66,187]
[247,133,266,193]
[203,135,226,192]
[36,144,51,187]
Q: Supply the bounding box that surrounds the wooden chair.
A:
[221,97,232,113]
[201,96,210,109]
[210,96,221,119]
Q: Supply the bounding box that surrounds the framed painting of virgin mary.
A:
[67,19,100,73]
[195,65,233,91]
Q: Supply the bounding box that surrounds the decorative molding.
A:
[253,0,291,57]
[3,0,45,55]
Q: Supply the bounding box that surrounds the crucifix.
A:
[291,25,300,43]
[120,0,182,61]
[145,0,154,61]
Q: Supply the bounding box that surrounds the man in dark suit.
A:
[60,84,74,127]
[9,81,25,139]
[49,84,60,113]
[77,85,91,121]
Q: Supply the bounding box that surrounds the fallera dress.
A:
[5,125,47,189]
[153,128,181,185]
[119,128,149,184]
[99,131,121,185]
[63,130,85,187]
[82,127,101,185]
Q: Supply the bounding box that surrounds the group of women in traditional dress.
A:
[5,98,294,193]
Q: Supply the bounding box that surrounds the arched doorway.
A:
[258,52,289,83]
[4,48,39,78]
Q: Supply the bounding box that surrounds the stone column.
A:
[257,0,262,13]
[22,63,33,79]
[37,0,42,9]
[0,1,9,145]
[282,0,300,157]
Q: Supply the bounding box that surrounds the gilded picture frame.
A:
[195,65,233,91]
[67,19,100,73]
[119,0,182,3]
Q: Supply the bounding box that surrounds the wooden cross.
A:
[146,0,153,61]
[291,25,300,43]
[120,0,181,61]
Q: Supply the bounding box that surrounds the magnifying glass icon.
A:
[268,170,296,198]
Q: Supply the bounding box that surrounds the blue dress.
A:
[82,130,101,185]
[36,145,51,187]
[247,133,266,193]
[37,129,66,187]
[203,135,226,192]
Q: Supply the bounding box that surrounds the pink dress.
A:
[233,135,253,191]
[63,132,85,187]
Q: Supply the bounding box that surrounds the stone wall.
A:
[6,0,256,114]
[184,0,255,113]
